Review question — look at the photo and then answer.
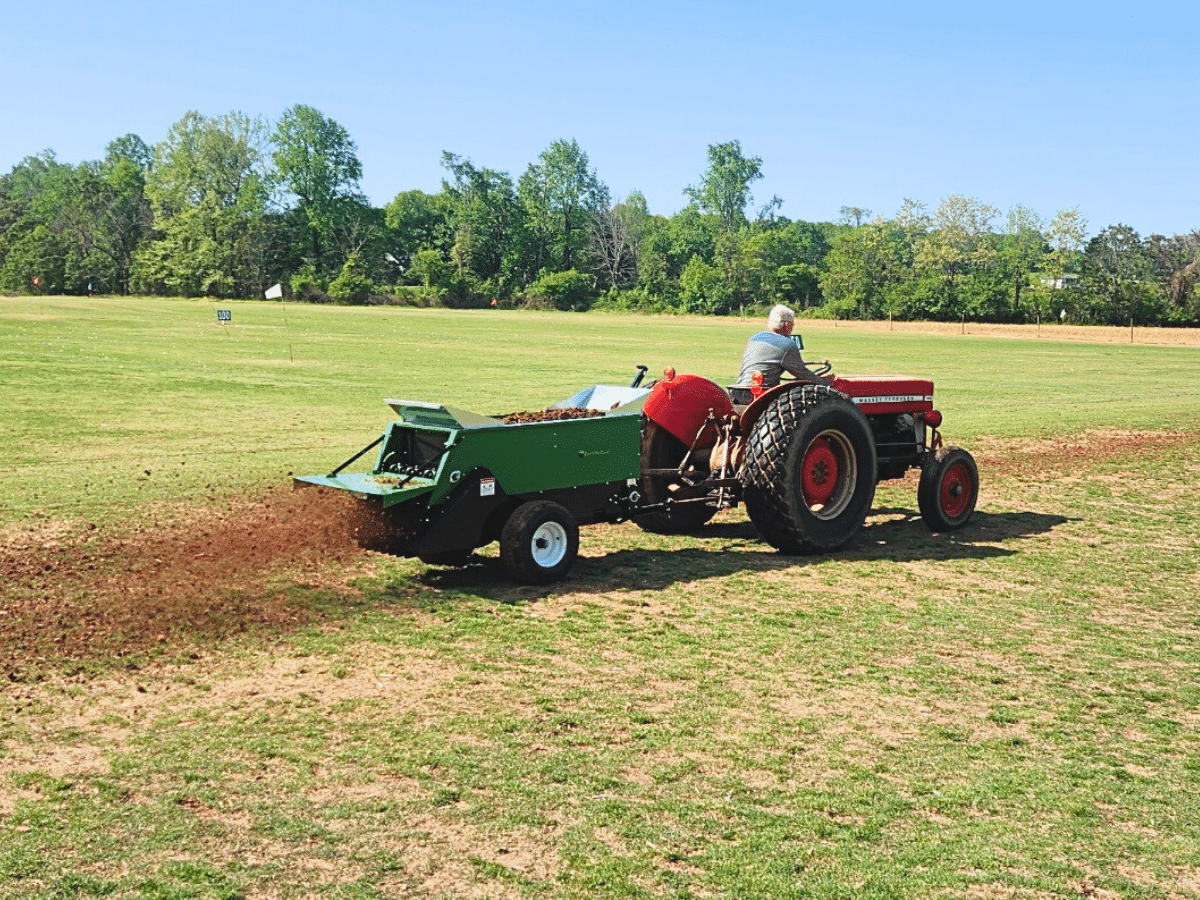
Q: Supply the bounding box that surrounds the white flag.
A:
[265,283,284,300]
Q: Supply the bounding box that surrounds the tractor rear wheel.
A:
[635,421,718,534]
[500,500,579,584]
[918,446,978,531]
[742,386,877,553]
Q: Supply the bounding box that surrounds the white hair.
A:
[767,304,796,331]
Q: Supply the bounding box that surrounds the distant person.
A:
[737,304,828,388]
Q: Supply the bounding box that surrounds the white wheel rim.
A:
[530,521,568,568]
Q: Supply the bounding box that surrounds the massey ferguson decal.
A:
[850,394,934,406]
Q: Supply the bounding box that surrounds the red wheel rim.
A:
[801,437,839,506]
[940,461,973,518]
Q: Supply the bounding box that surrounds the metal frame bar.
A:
[327,435,384,478]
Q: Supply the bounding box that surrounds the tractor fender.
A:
[643,373,733,449]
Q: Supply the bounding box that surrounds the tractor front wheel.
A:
[743,386,877,553]
[500,500,580,584]
[918,446,978,531]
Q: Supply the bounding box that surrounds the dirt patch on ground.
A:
[1,428,1195,676]
[0,488,378,678]
[972,428,1198,478]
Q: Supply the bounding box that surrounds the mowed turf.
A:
[3,297,1198,520]
[1,298,1199,900]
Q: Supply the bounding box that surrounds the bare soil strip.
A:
[800,319,1200,346]
[0,489,370,676]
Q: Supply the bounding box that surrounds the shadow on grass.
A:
[410,508,1074,599]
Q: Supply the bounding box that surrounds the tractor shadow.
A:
[416,508,1074,599]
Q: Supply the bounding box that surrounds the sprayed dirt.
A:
[0,488,377,678]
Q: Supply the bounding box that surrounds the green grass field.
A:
[2,298,1199,899]
[5,297,1198,522]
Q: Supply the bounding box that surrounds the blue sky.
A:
[4,0,1196,238]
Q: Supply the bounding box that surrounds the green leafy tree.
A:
[895,197,931,234]
[1045,207,1088,281]
[633,216,674,302]
[1077,224,1162,324]
[775,221,831,308]
[1031,206,1089,320]
[643,206,719,281]
[384,189,451,274]
[998,204,1047,321]
[633,208,714,306]
[1147,231,1200,323]
[272,105,366,276]
[913,195,1001,318]
[730,221,830,312]
[408,246,451,297]
[326,249,376,304]
[519,139,609,275]
[678,255,727,314]
[135,111,271,297]
[326,199,389,282]
[99,136,154,293]
[60,135,154,294]
[838,206,873,227]
[684,140,764,234]
[0,152,87,293]
[820,220,912,319]
[1,222,68,293]
[522,268,595,311]
[441,152,524,298]
[713,229,751,313]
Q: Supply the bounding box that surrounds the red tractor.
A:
[634,366,979,552]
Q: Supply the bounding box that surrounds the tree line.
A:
[3,105,1198,326]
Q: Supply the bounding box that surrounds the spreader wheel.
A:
[743,385,877,553]
[918,446,979,532]
[499,500,580,585]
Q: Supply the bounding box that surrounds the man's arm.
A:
[779,346,824,383]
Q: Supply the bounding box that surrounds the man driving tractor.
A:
[737,304,829,388]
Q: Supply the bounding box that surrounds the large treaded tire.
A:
[918,446,978,531]
[743,385,878,554]
[634,421,718,534]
